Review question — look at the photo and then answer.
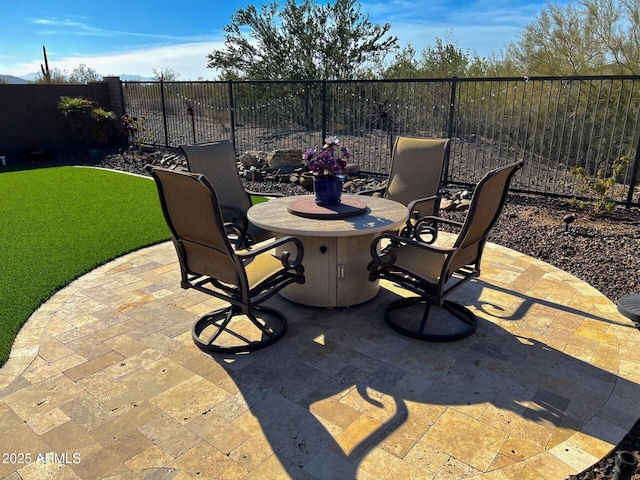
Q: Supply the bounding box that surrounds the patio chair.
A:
[359,136,450,241]
[368,161,523,342]
[147,165,305,353]
[181,140,282,249]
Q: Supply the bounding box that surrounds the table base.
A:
[276,233,379,308]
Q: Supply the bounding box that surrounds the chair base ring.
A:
[384,297,477,342]
[192,305,287,354]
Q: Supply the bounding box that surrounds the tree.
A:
[586,0,640,74]
[69,64,101,84]
[152,68,180,81]
[381,37,489,79]
[382,44,421,79]
[482,52,521,77]
[207,0,398,80]
[32,67,68,84]
[419,37,485,78]
[507,0,640,76]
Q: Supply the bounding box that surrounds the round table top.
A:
[247,194,409,237]
[286,196,368,219]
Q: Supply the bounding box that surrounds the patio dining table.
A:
[247,194,409,308]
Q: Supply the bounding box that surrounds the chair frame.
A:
[359,136,450,241]
[181,140,283,249]
[184,236,304,353]
[368,161,523,342]
[147,165,305,353]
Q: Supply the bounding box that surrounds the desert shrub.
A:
[569,155,629,215]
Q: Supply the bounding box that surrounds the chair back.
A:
[181,140,252,219]
[385,137,449,208]
[449,161,523,274]
[148,167,243,287]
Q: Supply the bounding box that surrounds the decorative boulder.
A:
[266,149,304,170]
[239,151,267,169]
[344,163,360,176]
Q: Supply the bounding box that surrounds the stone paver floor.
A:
[1,240,640,479]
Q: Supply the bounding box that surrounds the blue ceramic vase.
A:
[313,175,344,205]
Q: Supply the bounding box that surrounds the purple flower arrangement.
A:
[303,136,350,178]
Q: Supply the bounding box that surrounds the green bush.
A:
[569,155,629,215]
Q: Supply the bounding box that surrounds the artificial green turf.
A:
[251,195,269,205]
[0,166,170,367]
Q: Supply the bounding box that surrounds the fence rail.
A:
[122,76,640,207]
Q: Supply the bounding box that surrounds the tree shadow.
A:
[205,277,640,478]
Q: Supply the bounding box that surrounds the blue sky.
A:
[0,0,568,80]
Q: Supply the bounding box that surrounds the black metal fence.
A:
[122,76,640,207]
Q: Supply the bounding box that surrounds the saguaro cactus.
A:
[40,45,51,83]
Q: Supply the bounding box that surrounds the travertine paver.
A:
[1,240,639,479]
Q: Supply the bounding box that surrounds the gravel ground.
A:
[12,146,640,478]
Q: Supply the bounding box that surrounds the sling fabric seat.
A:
[147,165,305,353]
[359,137,449,240]
[181,140,279,248]
[368,161,523,342]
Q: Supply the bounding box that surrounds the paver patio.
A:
[1,240,639,479]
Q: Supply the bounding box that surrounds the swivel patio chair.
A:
[147,165,305,353]
[368,161,523,342]
[181,140,281,249]
[359,136,450,241]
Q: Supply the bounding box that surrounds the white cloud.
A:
[30,16,210,43]
[4,42,222,80]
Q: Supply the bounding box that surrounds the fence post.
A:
[444,77,458,184]
[321,80,327,141]
[625,136,640,208]
[103,76,125,117]
[187,102,196,144]
[160,80,169,147]
[228,80,236,151]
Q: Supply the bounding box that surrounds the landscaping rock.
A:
[238,150,267,168]
[265,149,303,170]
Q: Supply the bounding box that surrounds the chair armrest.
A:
[414,216,463,229]
[237,236,304,270]
[411,215,463,243]
[220,205,247,224]
[219,205,252,248]
[223,221,249,249]
[406,195,441,219]
[397,196,442,242]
